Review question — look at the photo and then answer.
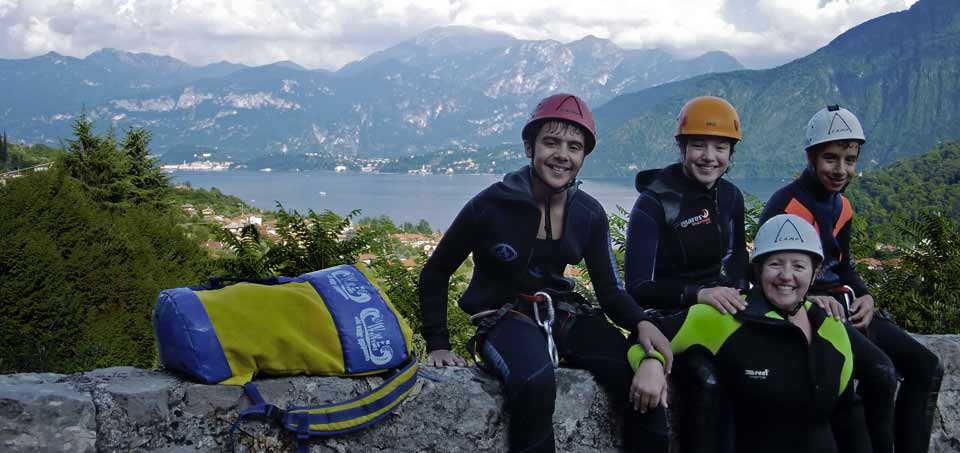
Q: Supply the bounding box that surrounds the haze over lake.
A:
[172,171,788,231]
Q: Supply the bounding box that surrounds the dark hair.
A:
[523,119,588,149]
[806,139,863,156]
[677,136,737,154]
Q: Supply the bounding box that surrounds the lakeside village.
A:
[160,151,481,175]
[179,186,440,269]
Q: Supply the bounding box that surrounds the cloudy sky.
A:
[0,0,919,70]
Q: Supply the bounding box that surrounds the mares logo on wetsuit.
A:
[491,243,518,262]
[679,209,712,229]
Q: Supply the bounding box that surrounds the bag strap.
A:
[230,355,420,449]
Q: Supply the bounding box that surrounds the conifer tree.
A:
[123,127,169,206]
[61,114,135,208]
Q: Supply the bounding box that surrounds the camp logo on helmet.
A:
[744,368,770,380]
[774,219,805,243]
[355,307,394,365]
[827,113,854,135]
[491,243,518,262]
[329,268,373,303]
[679,209,711,229]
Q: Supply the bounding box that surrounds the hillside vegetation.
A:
[847,141,960,244]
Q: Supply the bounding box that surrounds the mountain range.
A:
[0,28,740,163]
[584,0,960,177]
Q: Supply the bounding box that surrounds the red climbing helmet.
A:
[521,93,597,153]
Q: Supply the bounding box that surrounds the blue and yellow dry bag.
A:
[153,264,419,443]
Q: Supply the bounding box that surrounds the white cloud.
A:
[0,0,921,70]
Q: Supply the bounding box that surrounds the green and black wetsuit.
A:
[630,288,872,453]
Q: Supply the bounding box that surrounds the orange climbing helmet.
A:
[675,96,742,142]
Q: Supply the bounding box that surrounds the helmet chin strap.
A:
[530,164,579,240]
[776,277,817,319]
[779,300,806,319]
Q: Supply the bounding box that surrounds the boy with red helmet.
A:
[420,94,672,452]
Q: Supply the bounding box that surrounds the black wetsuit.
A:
[419,166,667,453]
[624,163,749,309]
[631,289,873,453]
[624,162,749,452]
[762,168,943,453]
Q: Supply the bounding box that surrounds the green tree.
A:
[60,114,136,208]
[864,212,960,334]
[123,127,170,207]
[415,219,433,235]
[216,224,275,278]
[0,170,209,373]
[266,207,368,276]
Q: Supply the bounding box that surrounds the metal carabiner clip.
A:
[842,285,857,318]
[532,291,559,368]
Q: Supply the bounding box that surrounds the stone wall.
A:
[1,334,958,452]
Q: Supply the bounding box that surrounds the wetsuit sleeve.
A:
[835,214,869,296]
[722,188,749,291]
[830,324,872,453]
[624,192,699,308]
[583,207,651,333]
[831,382,873,453]
[628,305,741,369]
[418,198,477,351]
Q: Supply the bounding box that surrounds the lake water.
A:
[172,171,789,231]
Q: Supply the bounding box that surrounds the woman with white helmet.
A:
[628,214,872,453]
[760,105,943,453]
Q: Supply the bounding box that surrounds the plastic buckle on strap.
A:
[263,404,283,422]
[531,291,559,368]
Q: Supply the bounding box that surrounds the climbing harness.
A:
[466,290,586,371]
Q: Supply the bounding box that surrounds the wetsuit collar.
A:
[738,287,828,327]
[496,165,580,204]
[665,162,716,195]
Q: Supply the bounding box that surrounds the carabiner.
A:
[532,291,559,368]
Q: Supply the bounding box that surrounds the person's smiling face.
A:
[811,141,860,192]
[525,120,586,190]
[680,135,731,189]
[760,251,815,311]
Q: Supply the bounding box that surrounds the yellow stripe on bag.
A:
[286,361,419,432]
[198,281,346,385]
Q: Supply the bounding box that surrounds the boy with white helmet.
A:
[760,105,943,453]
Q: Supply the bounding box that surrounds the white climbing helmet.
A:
[751,214,824,263]
[804,105,866,151]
